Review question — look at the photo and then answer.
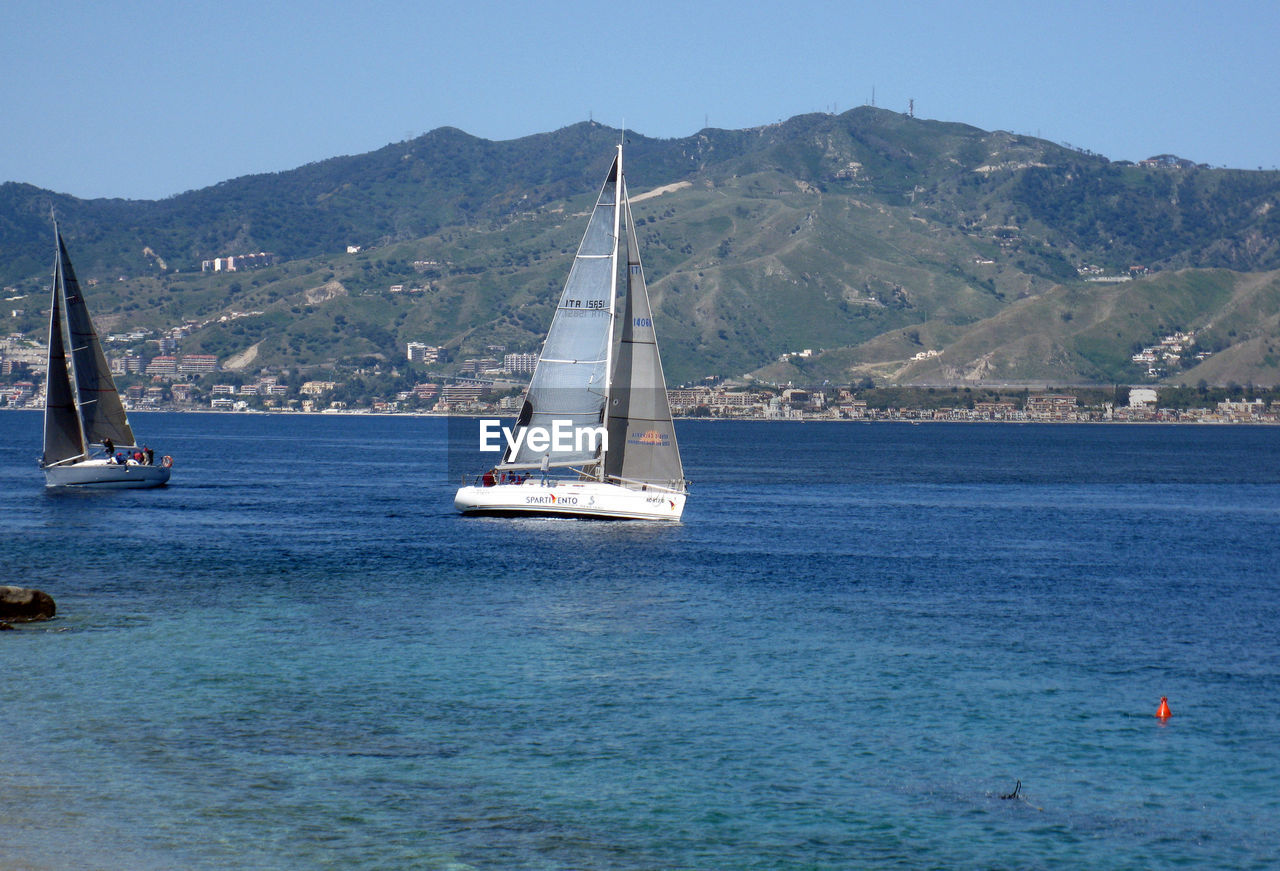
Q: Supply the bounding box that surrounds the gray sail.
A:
[42,270,85,466]
[502,156,619,469]
[604,184,685,490]
[56,231,136,449]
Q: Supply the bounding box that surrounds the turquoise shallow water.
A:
[1,412,1278,869]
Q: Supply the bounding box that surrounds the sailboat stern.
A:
[43,460,171,489]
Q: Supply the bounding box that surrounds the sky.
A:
[3,0,1278,200]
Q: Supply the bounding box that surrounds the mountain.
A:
[4,107,1280,387]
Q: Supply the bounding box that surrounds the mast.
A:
[598,142,624,479]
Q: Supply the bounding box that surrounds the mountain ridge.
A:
[3,107,1280,387]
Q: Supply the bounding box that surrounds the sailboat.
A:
[455,144,687,520]
[40,226,172,488]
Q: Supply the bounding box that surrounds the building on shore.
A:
[1025,393,1078,421]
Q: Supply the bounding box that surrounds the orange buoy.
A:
[1156,696,1172,719]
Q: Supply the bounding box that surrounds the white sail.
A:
[502,155,620,470]
[603,182,684,490]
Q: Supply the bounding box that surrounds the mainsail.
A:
[41,270,83,466]
[603,183,684,489]
[502,155,620,470]
[42,229,136,466]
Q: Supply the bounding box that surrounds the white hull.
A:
[43,459,170,489]
[456,479,685,521]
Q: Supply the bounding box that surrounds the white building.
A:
[503,352,538,375]
[1129,388,1158,407]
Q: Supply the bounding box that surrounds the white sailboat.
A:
[455,144,687,520]
[40,226,172,488]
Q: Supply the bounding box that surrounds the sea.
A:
[1,411,1278,870]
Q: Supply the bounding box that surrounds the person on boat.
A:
[102,437,114,458]
[143,446,154,465]
[481,468,497,487]
[540,453,550,483]
[113,451,125,465]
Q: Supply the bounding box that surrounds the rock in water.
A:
[0,586,56,622]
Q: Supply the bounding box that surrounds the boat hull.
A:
[43,459,171,489]
[456,479,684,521]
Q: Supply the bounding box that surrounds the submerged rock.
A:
[0,586,56,622]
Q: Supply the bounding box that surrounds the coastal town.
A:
[2,330,1277,423]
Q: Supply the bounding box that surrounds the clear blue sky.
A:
[3,0,1277,200]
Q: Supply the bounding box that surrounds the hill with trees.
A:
[3,106,1280,388]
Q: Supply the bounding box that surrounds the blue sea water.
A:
[1,411,1278,870]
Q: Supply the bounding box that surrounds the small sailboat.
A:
[40,226,172,488]
[455,144,687,520]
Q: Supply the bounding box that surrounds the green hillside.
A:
[4,107,1280,387]
[780,269,1279,388]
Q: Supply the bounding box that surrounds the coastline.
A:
[0,405,1274,424]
